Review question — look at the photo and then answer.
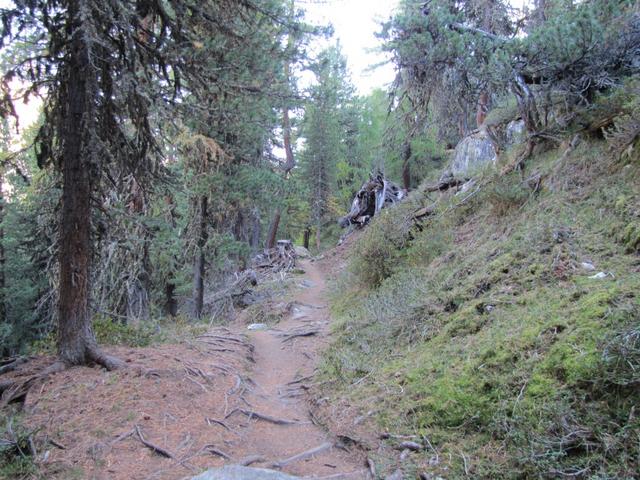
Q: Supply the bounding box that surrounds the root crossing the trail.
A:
[211,258,368,478]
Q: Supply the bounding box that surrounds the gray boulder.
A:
[294,246,311,259]
[505,119,526,146]
[450,132,498,176]
[192,465,300,480]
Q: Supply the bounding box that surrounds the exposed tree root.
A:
[278,327,320,342]
[239,454,266,466]
[205,417,232,431]
[0,349,125,408]
[0,357,29,375]
[268,442,333,469]
[87,347,125,370]
[225,408,305,425]
[134,424,174,459]
[201,444,231,460]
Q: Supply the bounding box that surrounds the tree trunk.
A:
[57,0,120,369]
[192,195,208,319]
[402,140,411,191]
[57,0,96,365]
[303,227,310,250]
[476,91,489,128]
[126,177,150,323]
[250,209,261,253]
[266,208,281,250]
[282,106,295,175]
[0,173,5,325]
[165,282,178,317]
[315,225,321,251]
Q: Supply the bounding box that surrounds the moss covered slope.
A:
[322,139,640,478]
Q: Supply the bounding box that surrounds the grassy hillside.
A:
[321,137,640,478]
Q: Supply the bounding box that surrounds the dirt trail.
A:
[228,258,368,478]
[7,257,369,480]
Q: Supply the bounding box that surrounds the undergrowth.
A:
[323,138,640,478]
[0,411,38,480]
[30,315,208,354]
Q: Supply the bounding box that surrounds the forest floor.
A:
[3,247,371,480]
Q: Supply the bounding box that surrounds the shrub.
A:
[485,174,530,217]
[350,203,417,287]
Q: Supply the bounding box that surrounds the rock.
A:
[386,469,404,480]
[247,323,268,330]
[581,261,596,271]
[455,179,476,196]
[191,465,300,480]
[450,132,498,176]
[397,440,423,452]
[505,119,526,146]
[294,246,311,258]
[589,272,612,279]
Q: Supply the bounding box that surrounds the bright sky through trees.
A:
[301,0,399,94]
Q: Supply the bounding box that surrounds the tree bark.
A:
[303,227,310,250]
[164,283,178,317]
[476,91,489,128]
[164,193,178,318]
[192,195,208,319]
[57,0,121,369]
[266,208,281,250]
[402,140,412,191]
[0,172,5,326]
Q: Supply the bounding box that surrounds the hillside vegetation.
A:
[322,134,640,478]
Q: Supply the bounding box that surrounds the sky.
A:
[300,0,400,95]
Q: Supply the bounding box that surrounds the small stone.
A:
[385,469,404,480]
[247,323,268,331]
[581,262,596,271]
[294,246,311,258]
[588,272,609,279]
[398,440,423,451]
[192,465,300,480]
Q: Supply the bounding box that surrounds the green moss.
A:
[323,137,640,478]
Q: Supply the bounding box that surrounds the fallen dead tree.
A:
[203,240,297,316]
[338,173,406,228]
[252,239,296,273]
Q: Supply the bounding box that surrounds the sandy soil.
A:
[3,257,370,480]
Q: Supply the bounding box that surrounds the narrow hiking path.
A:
[5,256,371,480]
[220,258,368,479]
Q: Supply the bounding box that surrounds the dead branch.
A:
[423,177,466,192]
[134,425,174,459]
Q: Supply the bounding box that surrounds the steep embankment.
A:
[317,138,640,479]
